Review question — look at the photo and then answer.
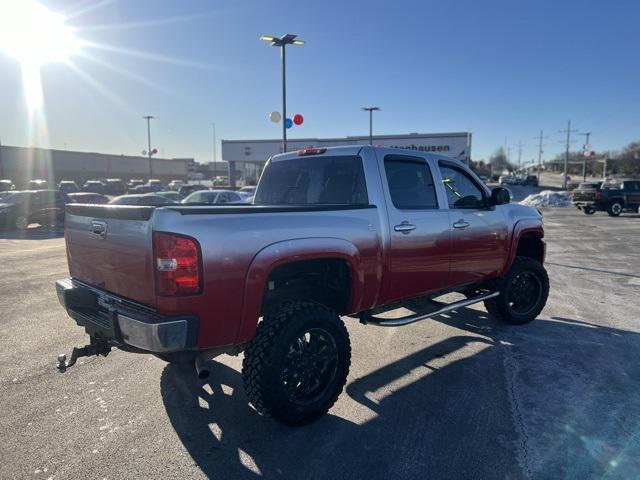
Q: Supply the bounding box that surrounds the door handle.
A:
[453,220,470,229]
[394,222,416,234]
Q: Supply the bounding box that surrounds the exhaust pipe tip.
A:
[194,354,209,380]
[194,346,231,381]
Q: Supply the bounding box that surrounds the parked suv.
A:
[0,190,70,230]
[56,146,548,425]
[572,179,640,216]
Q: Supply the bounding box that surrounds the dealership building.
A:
[0,144,190,189]
[221,132,471,186]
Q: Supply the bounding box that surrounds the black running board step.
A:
[359,291,500,327]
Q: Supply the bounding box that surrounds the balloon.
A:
[285,118,293,129]
[269,111,281,123]
[142,150,147,156]
[152,148,158,154]
[293,114,304,125]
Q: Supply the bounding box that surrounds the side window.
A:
[439,164,485,209]
[217,193,229,204]
[384,155,438,209]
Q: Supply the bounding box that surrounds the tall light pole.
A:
[260,34,305,153]
[361,107,380,145]
[143,115,156,179]
[211,122,217,181]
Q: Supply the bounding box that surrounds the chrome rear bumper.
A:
[55,278,197,353]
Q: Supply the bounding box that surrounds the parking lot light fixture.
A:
[361,107,380,145]
[260,33,305,153]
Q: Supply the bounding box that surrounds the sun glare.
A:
[0,0,80,65]
[0,0,81,110]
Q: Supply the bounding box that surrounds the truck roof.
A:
[271,145,464,164]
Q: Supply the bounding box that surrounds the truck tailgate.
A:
[64,205,157,307]
[572,190,597,202]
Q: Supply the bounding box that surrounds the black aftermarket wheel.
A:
[242,301,351,425]
[607,201,623,217]
[485,256,549,325]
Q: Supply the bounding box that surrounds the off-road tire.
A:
[485,256,549,325]
[583,206,595,215]
[242,301,351,426]
[607,201,623,217]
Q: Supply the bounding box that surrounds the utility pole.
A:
[361,107,381,145]
[533,130,547,178]
[559,120,578,190]
[211,122,217,181]
[516,141,525,171]
[143,115,156,179]
[579,131,591,182]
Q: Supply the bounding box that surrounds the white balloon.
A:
[269,111,282,123]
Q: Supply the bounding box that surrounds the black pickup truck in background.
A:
[572,180,640,216]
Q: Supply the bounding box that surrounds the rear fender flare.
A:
[236,238,364,343]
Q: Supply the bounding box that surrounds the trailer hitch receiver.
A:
[56,338,111,372]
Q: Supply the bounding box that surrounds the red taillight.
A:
[297,147,327,156]
[154,232,202,296]
[594,191,601,200]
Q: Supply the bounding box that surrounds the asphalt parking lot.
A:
[1,207,639,479]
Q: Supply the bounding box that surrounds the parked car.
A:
[0,190,69,230]
[499,175,514,185]
[147,179,164,192]
[127,179,144,191]
[572,179,640,216]
[181,189,244,205]
[128,185,155,194]
[239,186,257,195]
[154,191,183,203]
[236,191,253,202]
[56,146,548,426]
[82,180,105,194]
[28,179,48,190]
[523,175,539,186]
[108,194,177,206]
[103,179,127,196]
[178,184,208,197]
[58,180,79,194]
[67,192,109,204]
[167,180,184,191]
[0,179,16,191]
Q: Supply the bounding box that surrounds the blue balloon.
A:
[285,118,293,129]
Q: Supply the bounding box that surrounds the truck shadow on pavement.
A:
[161,308,640,480]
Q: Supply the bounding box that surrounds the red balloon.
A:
[293,114,304,126]
[152,148,158,154]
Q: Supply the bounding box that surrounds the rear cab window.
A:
[255,155,368,205]
[383,155,438,209]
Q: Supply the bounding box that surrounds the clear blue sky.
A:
[0,0,638,164]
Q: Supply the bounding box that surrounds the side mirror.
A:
[491,187,511,206]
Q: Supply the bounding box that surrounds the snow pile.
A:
[519,190,572,208]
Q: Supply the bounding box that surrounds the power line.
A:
[533,130,548,175]
[578,131,592,181]
[516,140,525,170]
[558,120,578,189]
